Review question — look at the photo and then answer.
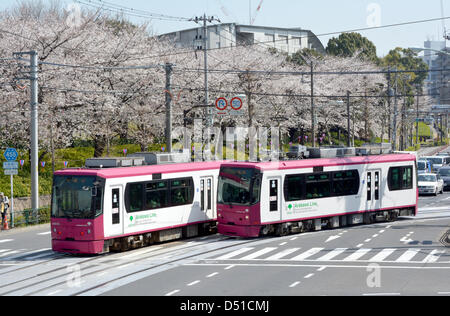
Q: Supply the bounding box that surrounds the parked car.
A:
[438,167,450,191]
[286,145,310,160]
[418,173,444,196]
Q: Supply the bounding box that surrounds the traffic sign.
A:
[215,97,228,115]
[3,162,18,169]
[3,148,18,162]
[230,97,243,111]
[4,169,18,176]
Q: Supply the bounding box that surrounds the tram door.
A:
[266,177,282,222]
[200,177,214,220]
[110,186,124,237]
[366,170,382,211]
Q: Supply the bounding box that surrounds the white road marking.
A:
[187,280,200,286]
[317,266,327,271]
[0,239,13,243]
[304,273,314,279]
[396,249,421,262]
[363,293,401,296]
[422,250,445,263]
[224,265,235,270]
[265,248,300,261]
[291,248,324,261]
[289,281,301,288]
[206,272,219,278]
[37,231,51,236]
[316,248,347,261]
[240,247,277,260]
[46,289,62,296]
[356,244,364,248]
[343,249,372,262]
[216,248,254,260]
[325,235,341,243]
[369,249,396,262]
[165,290,180,296]
[118,247,163,259]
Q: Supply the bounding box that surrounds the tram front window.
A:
[51,176,103,219]
[218,167,261,206]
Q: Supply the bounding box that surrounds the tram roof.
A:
[54,161,224,179]
[220,154,416,172]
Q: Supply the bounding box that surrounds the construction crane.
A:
[250,0,264,25]
[441,0,450,40]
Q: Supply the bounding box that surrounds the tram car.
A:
[51,155,222,254]
[217,153,418,238]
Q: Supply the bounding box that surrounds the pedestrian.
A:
[0,193,9,228]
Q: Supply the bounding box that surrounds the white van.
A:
[422,156,450,173]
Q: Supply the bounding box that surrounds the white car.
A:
[418,173,444,196]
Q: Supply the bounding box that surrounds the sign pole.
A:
[10,175,13,228]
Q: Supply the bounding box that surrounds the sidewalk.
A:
[418,145,449,157]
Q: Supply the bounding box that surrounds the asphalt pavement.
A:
[0,176,447,297]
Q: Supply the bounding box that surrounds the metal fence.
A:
[10,207,50,228]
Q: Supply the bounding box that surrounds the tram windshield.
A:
[51,176,104,219]
[218,167,261,206]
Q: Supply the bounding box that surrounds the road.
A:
[0,192,447,297]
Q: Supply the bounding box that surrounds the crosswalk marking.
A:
[396,249,421,262]
[290,248,324,261]
[316,248,347,261]
[369,249,396,262]
[422,250,445,263]
[343,248,372,261]
[265,248,300,260]
[215,247,255,260]
[213,246,448,264]
[240,247,277,260]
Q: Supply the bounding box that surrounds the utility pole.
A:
[387,68,392,143]
[14,51,39,211]
[347,91,351,147]
[416,85,421,147]
[191,14,221,128]
[392,70,398,151]
[165,63,173,153]
[310,61,316,147]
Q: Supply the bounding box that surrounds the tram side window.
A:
[388,166,413,191]
[170,179,193,207]
[333,170,360,197]
[285,175,303,202]
[305,174,331,200]
[145,181,168,210]
[129,183,144,212]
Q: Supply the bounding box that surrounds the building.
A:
[160,23,325,55]
[434,46,450,105]
[421,40,447,104]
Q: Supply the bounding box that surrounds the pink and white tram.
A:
[217,154,418,238]
[51,161,222,254]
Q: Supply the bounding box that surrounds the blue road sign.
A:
[3,148,18,162]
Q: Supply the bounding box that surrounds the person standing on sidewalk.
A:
[0,193,9,229]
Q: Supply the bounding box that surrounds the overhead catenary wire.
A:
[2,15,450,62]
[75,0,192,22]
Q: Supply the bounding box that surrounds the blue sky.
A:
[0,0,448,56]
